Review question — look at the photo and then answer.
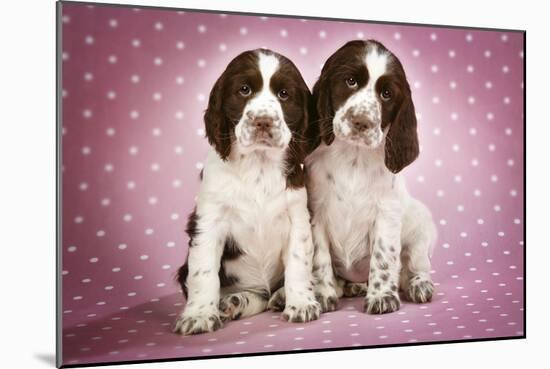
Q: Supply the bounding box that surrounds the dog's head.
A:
[311,40,419,173]
[204,49,311,182]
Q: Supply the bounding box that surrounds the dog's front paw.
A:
[343,282,368,297]
[364,292,401,314]
[267,287,286,312]
[174,309,223,335]
[314,283,339,312]
[406,276,434,303]
[282,298,321,323]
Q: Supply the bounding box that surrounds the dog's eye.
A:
[239,84,251,96]
[345,77,358,88]
[380,88,392,101]
[277,89,289,101]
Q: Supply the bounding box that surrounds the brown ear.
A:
[384,95,419,173]
[286,87,311,189]
[204,75,232,160]
[311,75,335,147]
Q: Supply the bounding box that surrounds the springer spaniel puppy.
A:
[306,40,436,314]
[174,49,320,335]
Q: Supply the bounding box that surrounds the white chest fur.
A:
[306,140,402,282]
[199,149,291,289]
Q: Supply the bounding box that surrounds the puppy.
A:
[174,49,320,335]
[306,40,436,314]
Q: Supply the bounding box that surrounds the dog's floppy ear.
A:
[384,89,419,173]
[311,73,335,148]
[204,74,232,160]
[286,79,312,189]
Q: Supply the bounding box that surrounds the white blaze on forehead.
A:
[257,52,280,93]
[365,46,389,88]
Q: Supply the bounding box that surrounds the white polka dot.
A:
[448,49,456,58]
[319,30,327,39]
[131,74,140,84]
[176,41,185,50]
[82,109,92,119]
[197,24,206,33]
[154,22,164,31]
[118,243,127,250]
[154,57,163,66]
[280,29,288,37]
[89,257,99,263]
[132,39,141,47]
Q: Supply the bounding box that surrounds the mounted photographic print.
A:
[57,1,525,367]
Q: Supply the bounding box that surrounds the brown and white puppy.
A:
[174,49,320,335]
[306,40,436,314]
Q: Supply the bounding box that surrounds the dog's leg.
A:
[311,219,341,312]
[281,188,321,322]
[219,290,269,321]
[400,199,436,303]
[174,213,226,335]
[364,199,402,314]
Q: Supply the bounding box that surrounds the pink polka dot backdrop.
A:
[59,2,525,366]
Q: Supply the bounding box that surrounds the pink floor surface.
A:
[60,3,524,366]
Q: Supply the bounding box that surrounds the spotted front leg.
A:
[364,204,402,314]
[282,188,321,323]
[174,213,227,335]
[311,220,340,312]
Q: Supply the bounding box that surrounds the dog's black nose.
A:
[254,117,273,131]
